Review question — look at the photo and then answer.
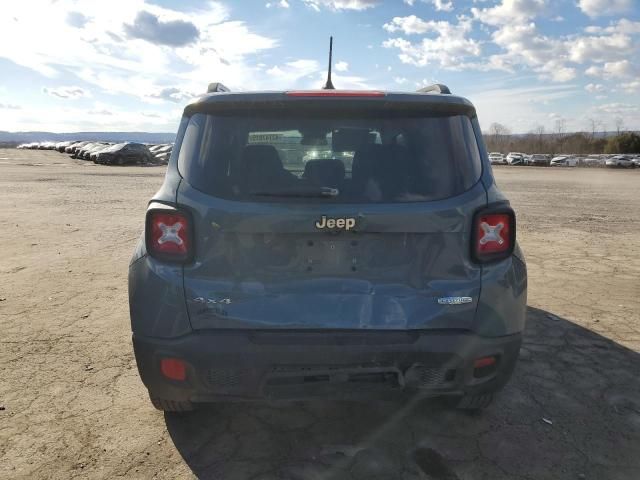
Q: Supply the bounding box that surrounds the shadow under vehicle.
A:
[163,306,640,480]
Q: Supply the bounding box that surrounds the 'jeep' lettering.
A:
[315,215,356,231]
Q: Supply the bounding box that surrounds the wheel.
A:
[455,393,494,411]
[150,395,194,412]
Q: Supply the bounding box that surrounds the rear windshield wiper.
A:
[251,186,339,198]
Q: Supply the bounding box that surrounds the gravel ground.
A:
[1,149,639,479]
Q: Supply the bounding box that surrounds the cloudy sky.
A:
[0,0,638,133]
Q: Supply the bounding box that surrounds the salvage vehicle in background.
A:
[73,142,100,159]
[94,142,152,165]
[529,154,550,166]
[506,152,525,165]
[129,82,528,413]
[489,152,506,165]
[582,155,606,167]
[605,155,635,168]
[55,141,73,152]
[153,150,172,164]
[89,143,115,162]
[550,155,577,167]
[148,144,163,153]
[65,141,86,154]
[155,144,173,154]
[80,142,111,160]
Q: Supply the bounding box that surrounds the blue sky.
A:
[0,0,638,133]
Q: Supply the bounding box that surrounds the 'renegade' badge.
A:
[437,297,473,305]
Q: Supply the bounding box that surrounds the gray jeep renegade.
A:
[128,82,527,412]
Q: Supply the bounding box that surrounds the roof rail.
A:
[417,83,451,95]
[207,83,231,93]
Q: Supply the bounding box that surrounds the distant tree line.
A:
[483,120,640,155]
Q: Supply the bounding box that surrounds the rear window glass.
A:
[178,110,481,203]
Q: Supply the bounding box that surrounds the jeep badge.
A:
[315,215,356,231]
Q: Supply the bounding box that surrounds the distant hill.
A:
[0,131,176,144]
[499,131,626,139]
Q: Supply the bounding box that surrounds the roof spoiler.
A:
[207,83,231,93]
[417,83,451,94]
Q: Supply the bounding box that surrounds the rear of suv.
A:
[129,84,527,412]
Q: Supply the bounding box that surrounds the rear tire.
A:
[150,396,194,413]
[455,393,494,411]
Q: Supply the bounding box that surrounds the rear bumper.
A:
[133,330,522,403]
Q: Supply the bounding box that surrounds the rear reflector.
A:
[472,208,515,263]
[145,209,192,263]
[286,90,385,97]
[160,358,187,381]
[473,356,497,369]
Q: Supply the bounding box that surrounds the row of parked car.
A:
[16,141,173,165]
[489,152,640,168]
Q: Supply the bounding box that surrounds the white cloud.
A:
[577,0,633,18]
[431,0,453,12]
[383,16,481,69]
[384,3,639,83]
[42,86,89,99]
[302,0,378,11]
[66,11,89,28]
[489,23,573,80]
[478,18,639,82]
[0,1,278,103]
[265,59,320,87]
[584,19,640,35]
[569,34,633,63]
[0,102,180,132]
[471,0,547,26]
[148,87,197,103]
[621,80,640,93]
[393,76,408,84]
[588,101,640,129]
[467,83,582,132]
[400,0,452,10]
[266,0,290,8]
[585,83,605,93]
[384,15,434,35]
[334,61,349,72]
[87,108,114,116]
[585,60,637,79]
[123,10,199,46]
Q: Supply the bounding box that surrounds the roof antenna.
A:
[322,36,335,90]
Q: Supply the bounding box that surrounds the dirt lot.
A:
[1,149,639,480]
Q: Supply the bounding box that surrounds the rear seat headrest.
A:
[242,145,283,171]
[241,145,289,192]
[303,159,345,188]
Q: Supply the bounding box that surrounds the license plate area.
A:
[264,365,404,389]
[304,237,362,273]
